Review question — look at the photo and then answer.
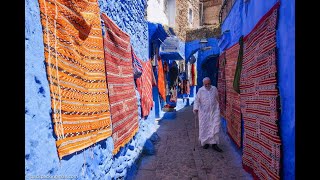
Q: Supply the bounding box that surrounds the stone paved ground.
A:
[133,105,252,180]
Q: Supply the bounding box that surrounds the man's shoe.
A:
[203,144,209,149]
[212,144,223,152]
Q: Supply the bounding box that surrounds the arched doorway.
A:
[198,54,219,88]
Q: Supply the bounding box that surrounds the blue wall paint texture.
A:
[25,0,159,179]
[221,0,243,52]
[220,0,295,179]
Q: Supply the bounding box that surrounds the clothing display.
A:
[157,56,166,101]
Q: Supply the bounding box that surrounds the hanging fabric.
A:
[157,56,166,100]
[233,36,244,93]
[131,48,144,79]
[38,0,112,159]
[101,13,139,155]
[136,59,154,118]
[217,52,227,118]
[225,42,242,148]
[240,2,281,179]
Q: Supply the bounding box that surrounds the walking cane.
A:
[193,112,198,151]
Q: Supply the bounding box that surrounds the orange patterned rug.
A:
[101,13,139,155]
[157,56,166,101]
[38,0,112,159]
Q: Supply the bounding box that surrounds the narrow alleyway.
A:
[133,105,252,180]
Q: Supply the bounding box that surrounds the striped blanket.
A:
[240,2,281,179]
[136,59,154,118]
[132,48,143,79]
[157,57,166,101]
[38,0,112,159]
[225,43,242,148]
[217,52,226,118]
[101,13,139,155]
[191,63,197,86]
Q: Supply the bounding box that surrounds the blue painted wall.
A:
[220,0,295,179]
[25,0,158,179]
[221,0,243,52]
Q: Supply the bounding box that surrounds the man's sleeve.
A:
[193,90,200,110]
[215,87,220,110]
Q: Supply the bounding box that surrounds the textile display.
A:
[101,13,139,155]
[38,0,112,159]
[132,48,143,79]
[217,52,226,118]
[157,56,166,100]
[191,63,197,86]
[136,59,154,118]
[225,43,241,148]
[169,62,179,88]
[233,36,244,94]
[187,63,191,84]
[169,87,177,103]
[151,66,157,86]
[240,2,281,179]
[182,80,190,95]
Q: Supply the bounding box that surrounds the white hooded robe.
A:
[193,85,221,146]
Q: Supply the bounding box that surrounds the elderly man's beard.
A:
[205,85,211,90]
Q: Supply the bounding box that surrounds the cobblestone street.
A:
[134,105,253,180]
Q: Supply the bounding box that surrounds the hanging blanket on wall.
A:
[240,2,281,180]
[38,0,112,159]
[191,63,197,86]
[217,52,226,118]
[132,48,143,79]
[136,59,154,118]
[101,13,139,155]
[233,36,244,94]
[157,56,166,101]
[225,43,242,148]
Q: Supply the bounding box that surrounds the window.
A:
[188,8,193,25]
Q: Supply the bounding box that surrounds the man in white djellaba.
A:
[193,77,223,152]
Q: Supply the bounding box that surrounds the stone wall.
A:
[201,0,223,26]
[185,25,221,42]
[175,0,200,41]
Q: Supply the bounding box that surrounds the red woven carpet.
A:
[225,43,242,148]
[38,0,112,159]
[217,52,226,118]
[136,58,154,118]
[101,14,139,155]
[240,2,281,179]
